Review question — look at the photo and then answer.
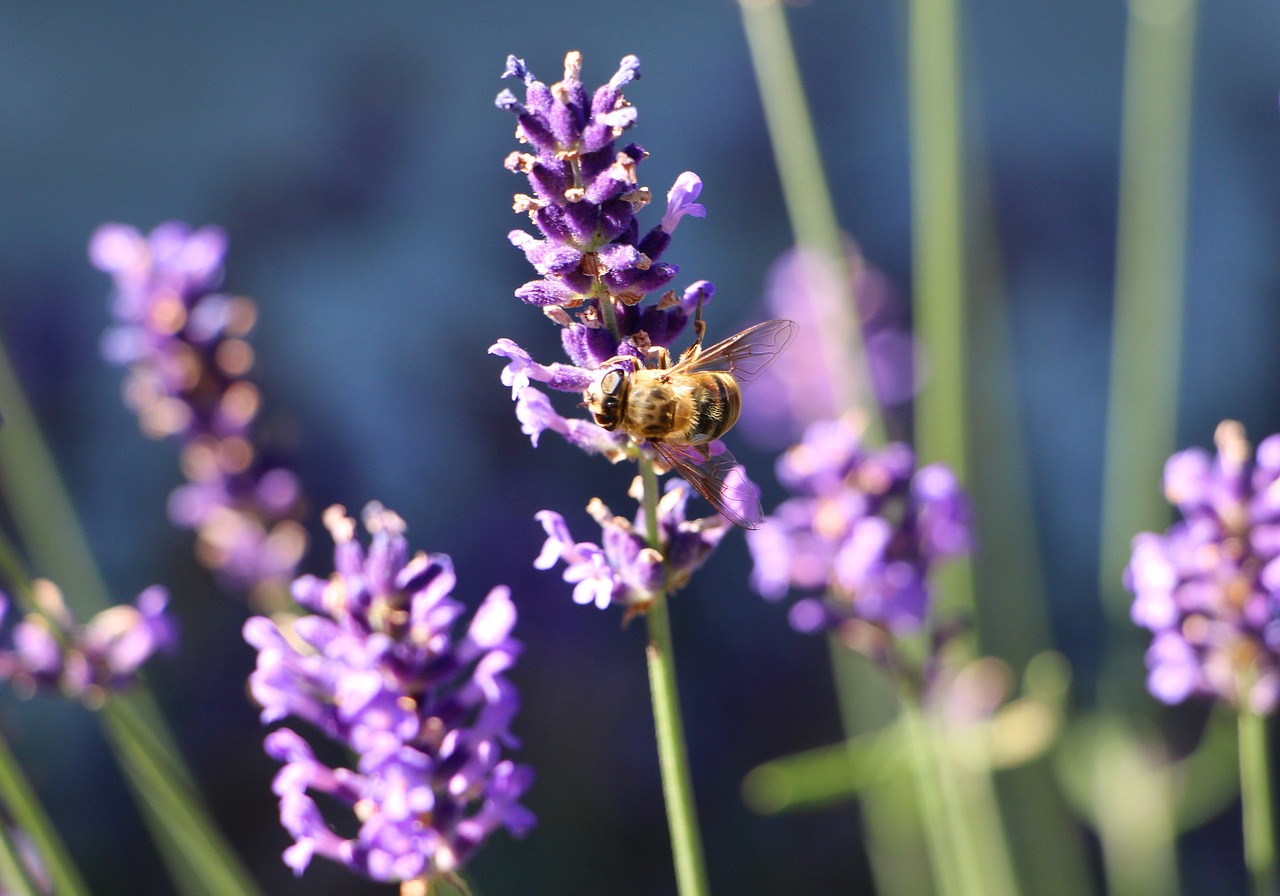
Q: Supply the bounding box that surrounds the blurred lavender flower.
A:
[90,221,306,606]
[0,579,175,705]
[243,503,533,883]
[739,246,916,450]
[747,416,972,637]
[1125,420,1280,713]
[535,479,729,613]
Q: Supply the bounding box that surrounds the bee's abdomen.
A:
[688,372,740,442]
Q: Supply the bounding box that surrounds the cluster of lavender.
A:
[0,579,174,705]
[490,52,737,602]
[747,416,973,639]
[90,222,305,605]
[243,503,534,883]
[536,480,729,614]
[1125,420,1280,713]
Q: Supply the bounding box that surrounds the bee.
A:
[585,314,797,529]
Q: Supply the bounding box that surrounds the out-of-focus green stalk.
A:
[738,0,883,446]
[899,697,985,896]
[0,729,90,896]
[1092,2,1196,892]
[1098,0,1197,622]
[0,331,264,896]
[907,0,967,484]
[103,699,263,896]
[640,456,711,896]
[1238,707,1275,896]
[906,1,1021,894]
[0,823,40,896]
[0,344,110,616]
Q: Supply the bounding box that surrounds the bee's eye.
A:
[601,370,624,396]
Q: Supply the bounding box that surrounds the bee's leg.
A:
[691,292,707,347]
[673,292,707,367]
[646,345,673,369]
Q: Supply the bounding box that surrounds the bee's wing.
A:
[683,319,797,385]
[650,440,763,530]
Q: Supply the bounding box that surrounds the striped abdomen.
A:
[623,371,741,444]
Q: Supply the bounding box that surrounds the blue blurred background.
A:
[1,1,1279,894]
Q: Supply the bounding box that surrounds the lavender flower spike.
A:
[746,416,973,637]
[91,221,306,604]
[244,503,534,884]
[1124,420,1280,713]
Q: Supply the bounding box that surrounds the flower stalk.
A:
[1238,705,1276,896]
[639,454,710,896]
[646,594,710,896]
[0,727,89,896]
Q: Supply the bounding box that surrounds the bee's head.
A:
[585,365,629,431]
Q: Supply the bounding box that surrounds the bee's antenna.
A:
[692,291,706,347]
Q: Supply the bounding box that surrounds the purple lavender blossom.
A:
[491,53,714,455]
[535,480,730,613]
[90,222,306,605]
[243,503,534,883]
[0,579,176,704]
[494,51,776,614]
[1124,420,1280,713]
[746,416,972,636]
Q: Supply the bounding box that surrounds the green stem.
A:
[103,698,264,896]
[0,728,91,896]
[907,0,968,482]
[898,697,970,896]
[738,0,884,445]
[1098,0,1197,621]
[1238,707,1275,896]
[640,456,710,896]
[0,821,41,896]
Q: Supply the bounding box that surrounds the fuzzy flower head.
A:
[0,580,176,706]
[746,416,972,639]
[1124,421,1280,714]
[535,478,731,613]
[243,503,534,884]
[91,222,306,605]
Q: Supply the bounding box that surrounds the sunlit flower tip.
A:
[488,339,596,397]
[746,416,972,637]
[1124,420,1280,713]
[245,502,533,882]
[660,172,706,233]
